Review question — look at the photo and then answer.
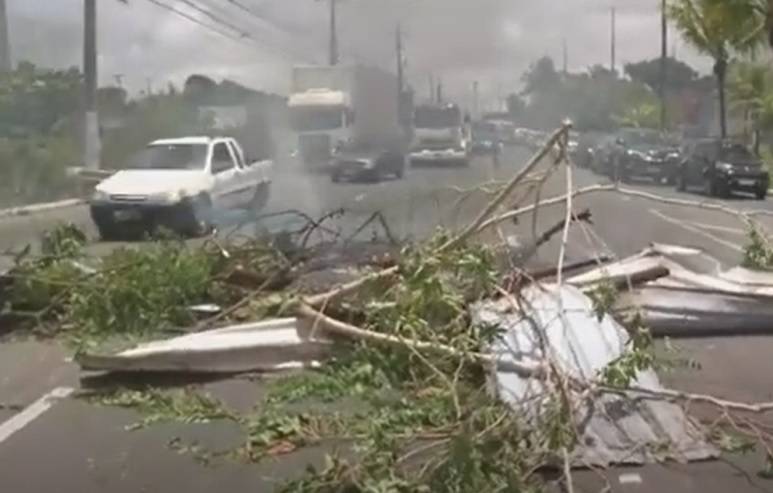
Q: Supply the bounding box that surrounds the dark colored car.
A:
[573,132,605,169]
[590,134,618,175]
[470,122,504,157]
[330,143,406,183]
[676,139,769,199]
[601,128,681,184]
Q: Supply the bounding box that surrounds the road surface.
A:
[2,146,773,492]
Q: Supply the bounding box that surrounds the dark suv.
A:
[608,128,681,184]
[676,139,769,199]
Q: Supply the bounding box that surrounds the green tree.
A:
[667,0,759,137]
[615,102,661,129]
[521,56,561,96]
[625,57,698,93]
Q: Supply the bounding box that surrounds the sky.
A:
[6,0,711,108]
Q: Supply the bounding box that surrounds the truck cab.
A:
[409,103,470,166]
[288,89,353,170]
[89,136,272,240]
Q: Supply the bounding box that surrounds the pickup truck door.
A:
[226,140,260,208]
[209,141,242,210]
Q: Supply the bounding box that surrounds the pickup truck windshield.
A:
[129,144,209,170]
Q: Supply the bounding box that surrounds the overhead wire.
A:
[142,0,254,46]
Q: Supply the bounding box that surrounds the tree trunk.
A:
[715,59,728,139]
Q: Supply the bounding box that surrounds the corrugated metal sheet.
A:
[473,285,718,466]
[568,244,773,336]
[77,318,332,374]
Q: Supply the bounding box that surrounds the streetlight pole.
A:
[0,0,10,73]
[328,0,339,65]
[84,0,101,170]
[660,0,668,131]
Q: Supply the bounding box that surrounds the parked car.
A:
[597,128,681,183]
[90,137,273,240]
[590,134,619,176]
[330,140,406,183]
[573,132,605,169]
[676,139,769,199]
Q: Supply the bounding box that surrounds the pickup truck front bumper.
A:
[90,199,199,235]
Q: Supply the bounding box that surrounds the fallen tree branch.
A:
[481,184,773,235]
[295,303,546,378]
[601,384,773,414]
[440,124,571,252]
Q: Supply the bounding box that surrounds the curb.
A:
[0,198,86,220]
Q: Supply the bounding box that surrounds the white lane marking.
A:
[684,221,746,236]
[0,387,74,444]
[0,199,85,219]
[618,473,643,485]
[649,209,743,253]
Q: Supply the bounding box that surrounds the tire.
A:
[96,221,121,242]
[676,171,687,191]
[186,194,213,237]
[756,188,768,200]
[395,164,404,179]
[703,176,716,197]
[249,182,271,211]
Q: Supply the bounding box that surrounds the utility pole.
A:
[396,23,405,128]
[473,81,479,119]
[562,37,568,74]
[84,0,101,170]
[436,79,443,104]
[396,24,404,95]
[0,0,10,73]
[659,0,668,131]
[610,6,616,75]
[328,0,339,65]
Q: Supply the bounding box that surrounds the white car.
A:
[89,136,272,240]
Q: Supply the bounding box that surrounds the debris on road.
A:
[474,284,718,466]
[8,123,773,491]
[569,243,773,336]
[76,318,332,374]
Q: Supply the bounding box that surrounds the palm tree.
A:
[729,62,770,151]
[667,0,759,137]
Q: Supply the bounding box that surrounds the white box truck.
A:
[410,103,470,166]
[289,64,406,179]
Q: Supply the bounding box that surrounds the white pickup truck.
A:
[89,136,272,240]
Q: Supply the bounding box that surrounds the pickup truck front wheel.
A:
[185,194,213,237]
[249,182,271,211]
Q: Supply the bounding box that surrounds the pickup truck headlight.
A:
[92,189,109,202]
[149,190,186,204]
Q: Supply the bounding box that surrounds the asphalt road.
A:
[3,146,773,492]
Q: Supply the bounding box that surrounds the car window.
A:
[211,142,235,174]
[227,141,245,168]
[720,143,755,162]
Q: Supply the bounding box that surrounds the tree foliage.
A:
[625,57,699,93]
[517,57,658,131]
[667,0,760,136]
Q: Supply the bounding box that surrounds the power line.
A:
[178,0,249,37]
[143,0,253,46]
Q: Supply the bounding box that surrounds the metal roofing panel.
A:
[473,285,718,466]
